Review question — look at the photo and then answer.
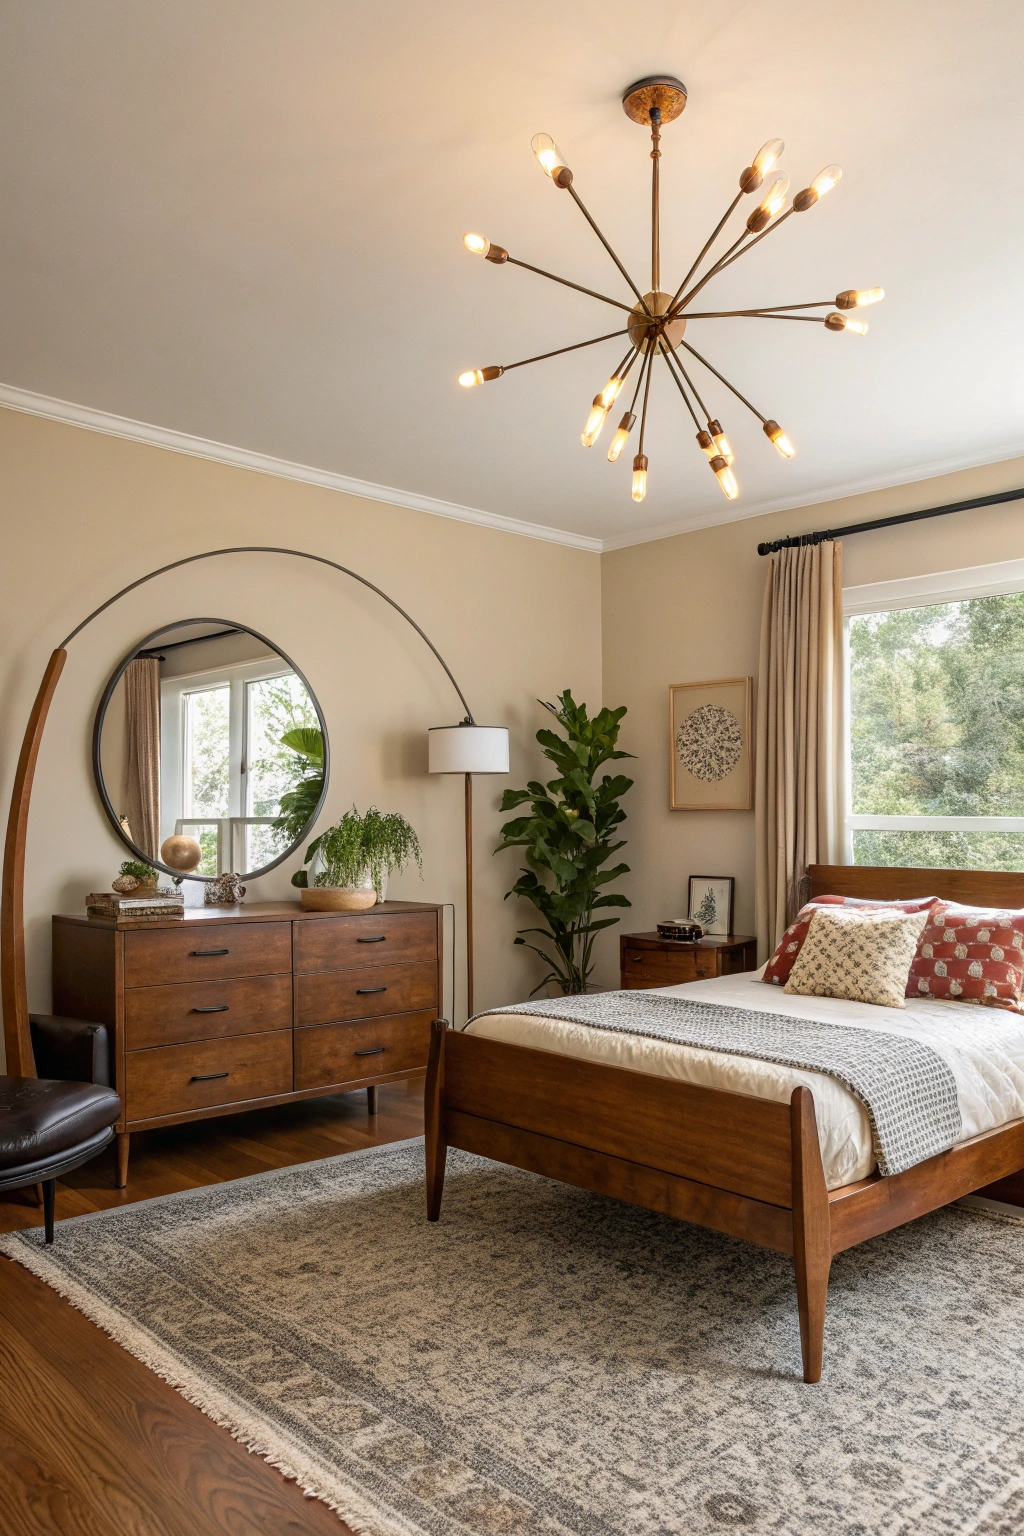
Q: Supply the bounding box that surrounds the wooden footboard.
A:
[424,1020,1024,1384]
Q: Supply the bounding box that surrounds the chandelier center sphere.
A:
[628,291,687,353]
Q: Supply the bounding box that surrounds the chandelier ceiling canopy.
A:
[459,75,884,507]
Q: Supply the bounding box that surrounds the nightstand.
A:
[619,931,758,990]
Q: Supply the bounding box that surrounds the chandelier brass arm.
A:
[457,76,883,506]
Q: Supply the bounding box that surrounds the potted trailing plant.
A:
[497,691,634,994]
[298,806,423,912]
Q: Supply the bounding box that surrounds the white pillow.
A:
[783,906,929,1009]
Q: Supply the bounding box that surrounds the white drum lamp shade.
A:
[428,724,509,775]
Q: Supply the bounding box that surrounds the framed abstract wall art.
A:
[669,677,752,811]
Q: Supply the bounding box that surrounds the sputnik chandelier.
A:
[458,75,883,505]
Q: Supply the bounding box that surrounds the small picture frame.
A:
[669,677,752,811]
[688,875,735,937]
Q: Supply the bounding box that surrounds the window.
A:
[845,566,1024,872]
[161,660,318,874]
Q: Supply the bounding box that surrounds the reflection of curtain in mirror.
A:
[123,658,161,859]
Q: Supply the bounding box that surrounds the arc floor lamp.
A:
[1,545,507,1077]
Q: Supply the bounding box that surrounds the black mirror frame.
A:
[92,617,330,883]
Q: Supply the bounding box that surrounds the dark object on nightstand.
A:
[0,1076,121,1242]
[620,931,757,989]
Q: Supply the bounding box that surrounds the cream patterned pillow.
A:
[783,906,930,1008]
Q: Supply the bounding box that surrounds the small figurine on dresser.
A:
[205,872,246,906]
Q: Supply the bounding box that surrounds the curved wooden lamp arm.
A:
[1,648,66,1076]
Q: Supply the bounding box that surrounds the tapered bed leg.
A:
[425,1018,448,1220]
[791,1086,832,1384]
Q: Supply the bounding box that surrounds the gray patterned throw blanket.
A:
[469,992,963,1176]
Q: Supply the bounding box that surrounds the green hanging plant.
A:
[295,806,423,899]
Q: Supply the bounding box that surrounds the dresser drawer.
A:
[125,1029,293,1123]
[124,973,293,1050]
[295,1010,432,1091]
[620,947,715,989]
[123,922,292,987]
[293,911,437,973]
[295,961,437,1026]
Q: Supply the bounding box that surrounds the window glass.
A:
[849,592,1024,870]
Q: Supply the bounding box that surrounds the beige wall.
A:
[0,407,602,1054]
[600,456,1024,961]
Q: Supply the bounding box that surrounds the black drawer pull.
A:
[190,1071,229,1082]
[192,1005,229,1013]
[354,1046,385,1057]
[356,986,387,994]
[630,955,643,962]
[357,935,387,944]
[192,948,230,956]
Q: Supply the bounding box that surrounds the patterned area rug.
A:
[2,1139,1023,1536]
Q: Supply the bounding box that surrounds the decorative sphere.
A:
[160,834,203,872]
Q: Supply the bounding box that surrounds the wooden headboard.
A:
[809,864,1024,908]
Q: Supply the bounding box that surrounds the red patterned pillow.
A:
[762,894,938,987]
[907,902,1024,1012]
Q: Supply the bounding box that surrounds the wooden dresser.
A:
[51,900,442,1185]
[619,931,757,989]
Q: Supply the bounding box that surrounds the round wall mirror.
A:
[93,619,329,882]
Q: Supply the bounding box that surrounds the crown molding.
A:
[3,380,1021,558]
[0,382,603,554]
[599,440,1024,552]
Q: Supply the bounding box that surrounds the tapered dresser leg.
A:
[42,1178,56,1244]
[424,1018,448,1221]
[367,1085,379,1115]
[116,1132,130,1189]
[791,1086,832,1384]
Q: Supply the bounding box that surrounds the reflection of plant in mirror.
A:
[247,677,318,818]
[273,726,325,848]
[303,807,422,899]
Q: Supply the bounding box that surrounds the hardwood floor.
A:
[0,1079,425,1535]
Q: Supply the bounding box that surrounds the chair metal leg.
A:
[42,1179,56,1244]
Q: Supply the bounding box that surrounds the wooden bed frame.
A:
[424,864,1024,1383]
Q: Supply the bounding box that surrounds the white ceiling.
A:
[1,1,1022,548]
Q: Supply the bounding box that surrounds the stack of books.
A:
[86,891,185,922]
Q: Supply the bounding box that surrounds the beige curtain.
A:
[123,657,161,860]
[754,540,845,959]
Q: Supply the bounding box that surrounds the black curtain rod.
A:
[756,487,1024,557]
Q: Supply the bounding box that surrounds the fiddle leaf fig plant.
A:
[273,726,325,848]
[497,690,634,995]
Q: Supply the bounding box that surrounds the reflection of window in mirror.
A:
[158,630,317,875]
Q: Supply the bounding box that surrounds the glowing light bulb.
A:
[458,366,502,388]
[462,232,490,256]
[761,173,789,216]
[631,454,648,503]
[810,164,842,197]
[753,138,785,175]
[708,419,734,466]
[747,173,789,230]
[696,429,716,460]
[607,412,635,462]
[581,395,609,448]
[599,374,625,410]
[836,287,884,309]
[764,420,795,458]
[531,133,569,180]
[710,455,739,499]
[825,312,867,334]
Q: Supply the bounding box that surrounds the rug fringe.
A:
[0,1235,425,1536]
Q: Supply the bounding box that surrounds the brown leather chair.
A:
[0,1076,121,1241]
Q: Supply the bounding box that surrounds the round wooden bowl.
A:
[300,886,378,912]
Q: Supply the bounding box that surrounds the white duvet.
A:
[465,971,1024,1189]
